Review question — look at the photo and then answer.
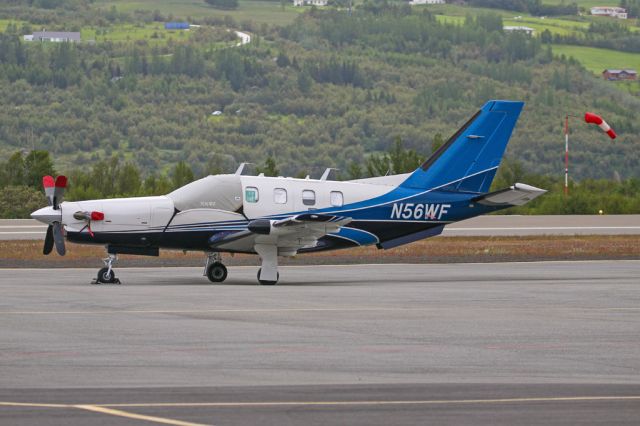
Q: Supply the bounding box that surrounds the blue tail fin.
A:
[400,100,524,193]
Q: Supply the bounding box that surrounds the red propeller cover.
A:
[43,176,55,188]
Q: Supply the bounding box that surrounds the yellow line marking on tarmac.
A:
[75,405,211,426]
[97,396,640,408]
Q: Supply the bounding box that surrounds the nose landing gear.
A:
[204,252,228,283]
[93,253,121,284]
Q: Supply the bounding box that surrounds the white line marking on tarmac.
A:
[0,232,45,234]
[0,307,443,315]
[1,306,639,315]
[0,226,45,229]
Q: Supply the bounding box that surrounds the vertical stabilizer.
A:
[400,100,524,193]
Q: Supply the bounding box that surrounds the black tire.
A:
[97,267,116,284]
[206,262,228,283]
[257,268,279,285]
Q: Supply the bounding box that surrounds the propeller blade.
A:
[53,175,67,210]
[43,176,55,207]
[43,225,54,255]
[52,222,66,256]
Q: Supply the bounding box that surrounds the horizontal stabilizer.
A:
[378,225,444,250]
[473,183,546,206]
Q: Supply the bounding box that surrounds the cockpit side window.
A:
[245,187,259,203]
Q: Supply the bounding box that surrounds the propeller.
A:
[52,222,66,256]
[43,224,54,255]
[35,175,67,256]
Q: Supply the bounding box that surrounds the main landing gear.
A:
[204,249,281,285]
[204,252,228,283]
[93,253,121,284]
[255,244,279,285]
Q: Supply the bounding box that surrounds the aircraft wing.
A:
[209,213,352,254]
[473,183,546,206]
[272,213,351,232]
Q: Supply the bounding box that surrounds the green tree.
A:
[276,52,290,68]
[297,70,313,93]
[172,161,195,189]
[204,0,238,10]
[3,152,26,187]
[388,137,421,174]
[143,174,173,195]
[0,186,45,218]
[347,161,363,179]
[116,162,142,195]
[24,151,56,189]
[431,133,445,153]
[257,156,280,177]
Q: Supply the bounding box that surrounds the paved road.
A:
[1,262,639,425]
[2,215,640,240]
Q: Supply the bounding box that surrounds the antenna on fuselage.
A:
[235,162,253,175]
[320,168,338,181]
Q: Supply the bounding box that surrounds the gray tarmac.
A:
[2,215,640,239]
[1,261,640,425]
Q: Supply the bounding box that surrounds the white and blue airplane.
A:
[31,100,545,285]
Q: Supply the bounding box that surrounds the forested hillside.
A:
[0,1,638,186]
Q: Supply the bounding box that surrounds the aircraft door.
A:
[151,206,174,230]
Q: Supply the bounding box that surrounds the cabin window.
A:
[274,188,287,204]
[245,187,259,203]
[302,190,316,206]
[330,191,344,207]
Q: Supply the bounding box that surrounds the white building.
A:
[590,6,627,19]
[24,31,81,42]
[409,0,445,5]
[503,26,535,35]
[293,0,328,6]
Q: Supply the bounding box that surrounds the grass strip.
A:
[0,235,637,268]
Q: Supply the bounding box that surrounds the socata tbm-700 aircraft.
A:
[31,100,545,285]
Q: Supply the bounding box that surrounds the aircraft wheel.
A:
[257,268,279,285]
[206,262,228,283]
[97,267,116,284]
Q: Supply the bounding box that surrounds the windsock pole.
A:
[564,115,569,196]
[564,112,615,196]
